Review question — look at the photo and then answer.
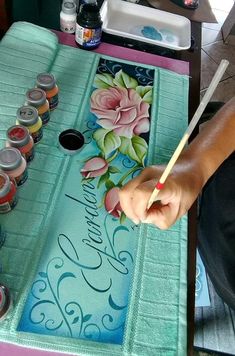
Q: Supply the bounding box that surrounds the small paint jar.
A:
[6,125,35,163]
[0,284,13,321]
[16,106,43,144]
[60,1,77,34]
[25,88,50,125]
[0,148,28,187]
[36,73,59,111]
[0,171,18,214]
[75,3,103,50]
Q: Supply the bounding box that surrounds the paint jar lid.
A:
[62,1,76,15]
[58,129,84,155]
[0,147,22,171]
[7,125,30,147]
[36,73,56,90]
[26,88,46,107]
[0,285,12,321]
[0,172,11,198]
[17,106,39,126]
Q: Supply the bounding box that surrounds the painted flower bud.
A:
[104,187,123,218]
[81,156,108,178]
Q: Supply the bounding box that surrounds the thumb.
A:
[143,182,181,229]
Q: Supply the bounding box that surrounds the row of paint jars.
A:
[0,73,59,213]
[25,72,59,127]
[18,73,59,141]
[0,117,38,211]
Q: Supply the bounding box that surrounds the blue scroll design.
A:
[82,120,98,145]
[135,67,154,86]
[97,59,122,76]
[29,257,100,339]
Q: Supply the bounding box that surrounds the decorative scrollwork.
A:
[97,59,122,76]
[135,67,154,86]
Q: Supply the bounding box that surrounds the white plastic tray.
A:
[100,0,191,50]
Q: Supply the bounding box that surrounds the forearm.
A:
[178,97,235,189]
[119,97,235,229]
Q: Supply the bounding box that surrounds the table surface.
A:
[0,3,202,355]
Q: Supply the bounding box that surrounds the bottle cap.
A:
[62,1,76,14]
[36,73,56,90]
[0,172,11,198]
[0,147,22,171]
[7,125,30,147]
[0,285,12,321]
[80,3,102,22]
[17,106,39,126]
[26,88,46,107]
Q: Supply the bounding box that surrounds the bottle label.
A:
[0,194,17,213]
[24,147,35,163]
[0,202,11,213]
[10,194,18,210]
[48,94,59,111]
[75,24,102,48]
[60,19,76,33]
[40,110,50,125]
[15,168,28,187]
[31,128,43,144]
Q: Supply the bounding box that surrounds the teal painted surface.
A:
[0,22,188,355]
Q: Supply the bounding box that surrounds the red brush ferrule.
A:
[156,181,164,190]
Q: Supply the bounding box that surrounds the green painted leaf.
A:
[97,195,105,208]
[136,85,153,103]
[118,136,130,156]
[93,129,121,157]
[105,179,115,190]
[120,212,126,225]
[109,166,120,174]
[94,73,114,89]
[119,136,147,166]
[113,70,138,89]
[97,171,110,189]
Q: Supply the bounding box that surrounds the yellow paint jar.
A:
[16,106,43,144]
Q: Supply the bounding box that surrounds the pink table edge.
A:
[54,31,189,76]
[0,29,189,356]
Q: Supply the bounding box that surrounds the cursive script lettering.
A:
[62,181,131,292]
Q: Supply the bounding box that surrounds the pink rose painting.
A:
[90,87,150,139]
[80,65,153,223]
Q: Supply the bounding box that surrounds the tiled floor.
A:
[200,0,235,102]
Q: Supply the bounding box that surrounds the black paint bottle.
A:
[75,2,102,50]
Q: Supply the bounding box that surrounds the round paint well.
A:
[58,129,84,155]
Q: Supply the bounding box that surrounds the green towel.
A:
[0,22,188,355]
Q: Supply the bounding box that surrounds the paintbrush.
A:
[147,59,229,210]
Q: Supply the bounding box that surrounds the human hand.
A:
[119,164,202,229]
